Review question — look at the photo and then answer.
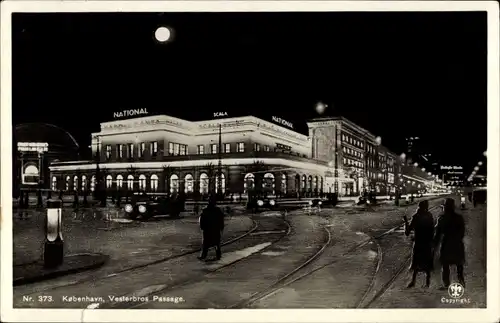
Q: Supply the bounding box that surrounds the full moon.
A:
[155,27,171,42]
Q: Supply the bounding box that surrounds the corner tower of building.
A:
[306,117,341,163]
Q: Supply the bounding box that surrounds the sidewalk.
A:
[14,253,109,286]
[371,202,487,308]
[13,211,254,289]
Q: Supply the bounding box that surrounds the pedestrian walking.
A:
[198,195,225,261]
[403,200,435,288]
[434,198,466,289]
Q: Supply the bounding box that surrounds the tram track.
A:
[93,214,293,309]
[16,217,260,296]
[235,200,444,309]
[357,204,442,309]
[228,225,332,308]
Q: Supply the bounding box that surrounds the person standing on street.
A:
[403,200,435,288]
[434,198,466,289]
[198,195,225,261]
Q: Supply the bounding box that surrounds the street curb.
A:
[13,253,109,286]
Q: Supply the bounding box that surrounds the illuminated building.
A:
[48,114,436,197]
[13,123,80,197]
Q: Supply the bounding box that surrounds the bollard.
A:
[44,199,64,268]
[24,192,29,208]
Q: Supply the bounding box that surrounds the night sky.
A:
[12,12,487,171]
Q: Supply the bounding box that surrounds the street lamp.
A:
[474,166,479,171]
[217,124,223,199]
[478,161,483,166]
[315,101,328,115]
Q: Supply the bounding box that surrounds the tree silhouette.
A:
[127,165,138,191]
[162,164,173,194]
[244,160,266,195]
[204,162,216,193]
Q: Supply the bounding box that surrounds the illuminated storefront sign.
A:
[213,112,228,118]
[272,116,294,129]
[17,142,49,153]
[199,120,245,129]
[440,165,463,170]
[113,108,149,119]
[276,143,292,151]
[102,118,181,130]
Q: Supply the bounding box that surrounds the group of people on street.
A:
[403,197,466,289]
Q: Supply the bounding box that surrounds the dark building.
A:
[13,123,80,197]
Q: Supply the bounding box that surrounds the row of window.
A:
[343,158,364,168]
[342,146,364,159]
[367,171,387,180]
[53,172,330,195]
[104,141,304,159]
[342,133,364,149]
[105,142,160,160]
[200,142,245,155]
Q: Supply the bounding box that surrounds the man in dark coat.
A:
[434,198,466,289]
[198,195,225,261]
[404,200,435,288]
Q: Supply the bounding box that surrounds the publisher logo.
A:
[441,282,470,305]
[448,283,465,299]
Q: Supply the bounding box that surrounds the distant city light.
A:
[315,102,328,115]
[400,153,406,160]
[422,168,426,172]
[155,26,172,42]
[413,162,418,167]
[474,166,479,171]
[478,161,483,166]
[483,151,487,157]
[428,172,432,176]
[375,136,382,146]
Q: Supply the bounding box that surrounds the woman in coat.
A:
[434,198,466,289]
[404,200,435,288]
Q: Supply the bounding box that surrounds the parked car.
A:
[123,192,171,220]
[308,199,324,207]
[246,195,278,211]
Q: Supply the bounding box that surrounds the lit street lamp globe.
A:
[155,26,172,43]
[400,153,406,160]
[478,161,483,166]
[422,168,426,172]
[413,162,418,167]
[375,136,382,146]
[474,166,479,171]
[427,172,432,176]
[483,151,487,157]
[315,102,328,115]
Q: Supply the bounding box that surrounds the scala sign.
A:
[272,116,294,129]
[113,108,149,119]
[213,112,228,118]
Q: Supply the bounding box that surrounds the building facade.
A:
[13,123,80,197]
[49,115,436,198]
